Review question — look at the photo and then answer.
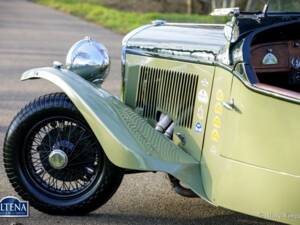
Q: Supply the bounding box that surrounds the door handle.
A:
[222,98,235,111]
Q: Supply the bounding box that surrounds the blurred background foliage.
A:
[87,0,266,14]
[34,0,229,33]
[34,0,300,33]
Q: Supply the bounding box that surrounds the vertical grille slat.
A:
[187,75,196,127]
[159,69,167,111]
[172,72,180,120]
[191,75,199,126]
[186,74,193,127]
[180,72,189,127]
[136,66,199,128]
[157,69,164,111]
[168,71,175,117]
[147,68,154,117]
[145,67,153,117]
[175,72,184,120]
[166,70,172,114]
[136,66,144,108]
[152,68,159,117]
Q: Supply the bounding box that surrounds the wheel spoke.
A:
[68,160,95,167]
[69,140,97,163]
[25,117,102,196]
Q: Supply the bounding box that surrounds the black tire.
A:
[3,93,123,215]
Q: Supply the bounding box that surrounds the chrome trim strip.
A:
[215,61,300,105]
[232,69,300,105]
[122,24,154,64]
[125,48,215,65]
[163,22,225,28]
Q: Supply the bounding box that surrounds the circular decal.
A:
[197,105,205,120]
[195,122,203,133]
[201,79,209,87]
[211,129,220,142]
[216,90,225,102]
[197,89,209,104]
[214,102,223,115]
[213,116,222,129]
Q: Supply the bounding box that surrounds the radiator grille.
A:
[136,66,198,128]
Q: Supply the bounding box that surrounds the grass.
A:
[33,0,228,34]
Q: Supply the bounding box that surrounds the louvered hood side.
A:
[136,66,198,129]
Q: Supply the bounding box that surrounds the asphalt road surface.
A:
[0,1,279,225]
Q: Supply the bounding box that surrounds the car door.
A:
[200,66,234,202]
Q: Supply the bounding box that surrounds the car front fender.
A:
[21,67,208,199]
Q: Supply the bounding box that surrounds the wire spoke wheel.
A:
[24,117,102,197]
[4,93,123,215]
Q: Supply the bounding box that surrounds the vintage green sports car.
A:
[3,0,300,224]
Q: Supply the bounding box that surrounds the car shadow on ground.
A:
[87,212,281,225]
[0,208,284,225]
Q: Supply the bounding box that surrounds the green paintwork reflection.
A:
[21,67,207,199]
[124,54,215,160]
[20,59,300,224]
[202,67,300,225]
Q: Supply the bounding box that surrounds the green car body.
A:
[19,9,300,225]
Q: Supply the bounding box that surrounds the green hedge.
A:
[34,0,228,33]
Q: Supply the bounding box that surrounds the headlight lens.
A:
[66,37,110,85]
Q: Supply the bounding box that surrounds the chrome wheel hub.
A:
[48,149,68,170]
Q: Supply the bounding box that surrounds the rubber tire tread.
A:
[3,92,123,215]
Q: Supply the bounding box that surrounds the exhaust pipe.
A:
[164,122,175,139]
[155,114,172,133]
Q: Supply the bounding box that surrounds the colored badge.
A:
[197,105,205,120]
[201,78,209,87]
[198,89,209,104]
[214,102,223,115]
[211,129,220,142]
[213,116,222,129]
[216,89,225,102]
[195,122,203,133]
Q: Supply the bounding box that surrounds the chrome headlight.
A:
[66,37,110,85]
